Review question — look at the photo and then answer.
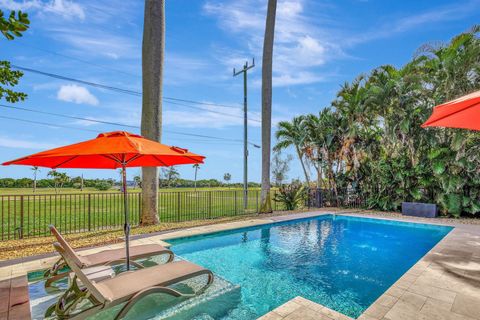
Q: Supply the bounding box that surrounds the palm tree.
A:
[133,175,141,189]
[274,116,310,185]
[260,0,277,214]
[193,164,200,191]
[140,0,164,225]
[223,173,232,187]
[31,166,39,193]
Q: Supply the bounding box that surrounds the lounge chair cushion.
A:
[79,244,170,266]
[95,260,208,302]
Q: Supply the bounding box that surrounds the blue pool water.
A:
[168,214,452,319]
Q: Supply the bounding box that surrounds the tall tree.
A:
[31,166,39,193]
[276,26,480,217]
[161,167,179,188]
[260,0,277,213]
[223,173,232,186]
[140,0,164,225]
[193,164,200,191]
[274,116,310,185]
[271,150,292,186]
[0,10,29,103]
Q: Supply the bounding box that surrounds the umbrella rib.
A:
[102,154,122,164]
[182,155,204,164]
[152,155,169,166]
[52,155,79,169]
[125,154,142,165]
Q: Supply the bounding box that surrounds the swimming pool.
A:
[166,214,452,319]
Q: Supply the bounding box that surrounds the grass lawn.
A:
[0,187,281,240]
[0,186,253,195]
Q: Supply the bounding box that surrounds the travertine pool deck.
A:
[1,210,479,320]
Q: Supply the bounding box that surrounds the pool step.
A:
[153,276,241,320]
[81,275,241,320]
[30,271,241,320]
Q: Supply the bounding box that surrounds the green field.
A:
[0,186,250,195]
[0,187,285,240]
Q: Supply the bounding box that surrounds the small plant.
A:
[273,181,306,210]
[94,181,111,191]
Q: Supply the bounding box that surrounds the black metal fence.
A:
[0,188,365,240]
[314,188,368,209]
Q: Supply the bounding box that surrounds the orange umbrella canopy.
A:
[2,131,205,169]
[422,90,480,130]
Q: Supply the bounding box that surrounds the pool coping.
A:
[1,210,480,320]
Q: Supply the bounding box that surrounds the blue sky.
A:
[0,0,479,183]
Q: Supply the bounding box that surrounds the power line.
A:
[0,115,247,146]
[13,65,142,96]
[12,65,247,111]
[164,97,241,110]
[164,100,260,123]
[13,65,262,121]
[0,104,138,128]
[0,104,261,146]
[13,43,140,78]
[0,115,99,133]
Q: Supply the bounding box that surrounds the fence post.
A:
[88,194,91,231]
[208,191,212,218]
[138,192,142,224]
[316,188,322,208]
[19,195,24,239]
[177,192,181,222]
[234,191,237,214]
[307,188,310,209]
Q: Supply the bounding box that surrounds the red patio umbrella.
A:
[2,131,205,269]
[422,90,480,130]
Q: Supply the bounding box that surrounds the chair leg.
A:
[45,275,101,319]
[166,251,174,263]
[114,287,183,320]
[44,271,70,289]
[114,271,214,320]
[44,257,68,284]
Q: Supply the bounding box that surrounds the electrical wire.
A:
[0,104,261,147]
[12,65,246,111]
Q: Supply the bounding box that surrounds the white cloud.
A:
[163,106,261,129]
[48,28,139,60]
[345,0,480,46]
[272,72,325,87]
[0,136,58,149]
[164,55,214,86]
[205,0,480,87]
[0,0,85,20]
[204,0,341,87]
[57,84,99,106]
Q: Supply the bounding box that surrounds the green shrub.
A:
[94,181,111,191]
[273,181,306,210]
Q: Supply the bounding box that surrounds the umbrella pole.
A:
[122,164,130,271]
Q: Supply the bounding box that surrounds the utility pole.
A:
[233,58,255,210]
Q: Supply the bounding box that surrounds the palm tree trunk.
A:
[295,146,310,185]
[140,0,164,225]
[194,167,198,191]
[260,0,277,214]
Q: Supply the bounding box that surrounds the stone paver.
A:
[452,294,480,319]
[262,297,353,320]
